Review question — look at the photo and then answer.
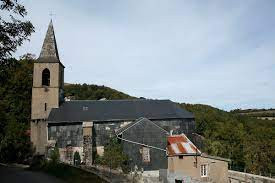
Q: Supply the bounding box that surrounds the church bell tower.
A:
[31,20,65,154]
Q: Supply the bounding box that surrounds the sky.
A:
[11,0,275,111]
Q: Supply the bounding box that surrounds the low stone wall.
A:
[159,169,202,183]
[140,170,161,183]
[228,170,275,183]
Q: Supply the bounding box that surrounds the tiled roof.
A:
[48,99,194,123]
[167,134,201,156]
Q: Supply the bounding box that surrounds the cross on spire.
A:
[49,12,56,19]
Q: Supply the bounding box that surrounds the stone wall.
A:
[228,170,275,183]
[93,121,132,147]
[48,123,84,163]
[32,63,62,120]
[83,122,93,165]
[31,120,48,154]
[47,118,196,166]
[93,118,195,147]
[59,146,83,164]
[48,123,83,147]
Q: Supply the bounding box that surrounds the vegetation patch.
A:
[94,138,130,174]
[30,147,107,183]
[182,103,275,176]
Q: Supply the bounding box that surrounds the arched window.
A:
[42,68,50,86]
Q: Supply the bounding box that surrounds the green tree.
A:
[0,0,34,62]
[49,146,60,164]
[73,151,81,166]
[100,139,129,172]
[0,56,34,163]
[181,103,275,175]
[0,120,33,163]
[244,127,274,175]
[64,83,135,100]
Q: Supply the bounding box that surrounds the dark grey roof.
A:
[48,99,194,123]
[115,117,169,135]
[36,20,60,63]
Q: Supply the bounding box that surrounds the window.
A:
[142,147,150,163]
[200,164,207,177]
[44,103,47,111]
[42,68,50,86]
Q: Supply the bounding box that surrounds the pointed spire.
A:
[38,20,60,62]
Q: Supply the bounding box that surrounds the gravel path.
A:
[0,165,64,183]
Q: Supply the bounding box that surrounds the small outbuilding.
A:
[163,134,230,183]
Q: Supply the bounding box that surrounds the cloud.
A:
[14,0,275,110]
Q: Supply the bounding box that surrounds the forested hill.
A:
[181,103,274,174]
[0,58,274,176]
[64,83,135,100]
[231,108,275,118]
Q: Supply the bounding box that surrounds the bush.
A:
[98,138,130,173]
[73,151,81,166]
[0,120,34,163]
[49,146,60,164]
[29,155,46,170]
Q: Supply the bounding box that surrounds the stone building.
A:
[30,21,196,170]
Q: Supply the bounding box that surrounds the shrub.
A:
[100,138,130,173]
[73,151,81,166]
[49,146,60,164]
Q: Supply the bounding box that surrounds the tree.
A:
[0,56,34,163]
[64,83,135,100]
[0,0,34,62]
[181,103,275,175]
[73,151,81,166]
[243,127,274,175]
[49,146,60,164]
[0,120,33,163]
[99,138,129,172]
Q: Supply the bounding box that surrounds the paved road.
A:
[0,165,64,183]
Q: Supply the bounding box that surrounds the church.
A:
[30,21,196,170]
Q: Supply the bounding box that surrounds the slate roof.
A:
[36,20,62,65]
[115,117,169,135]
[167,134,201,156]
[115,117,169,151]
[48,99,194,123]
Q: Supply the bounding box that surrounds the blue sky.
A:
[13,0,275,110]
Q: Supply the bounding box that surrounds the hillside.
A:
[231,108,275,120]
[64,83,135,100]
[181,103,274,175]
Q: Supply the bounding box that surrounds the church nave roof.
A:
[48,99,194,123]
